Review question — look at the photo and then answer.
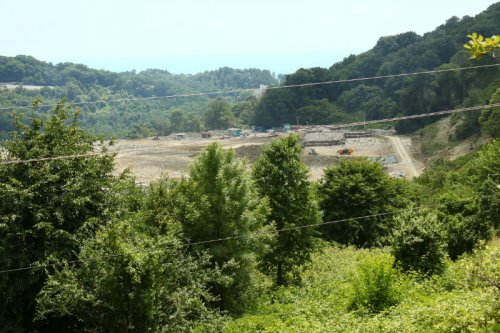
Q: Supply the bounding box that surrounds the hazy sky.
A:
[1,0,497,74]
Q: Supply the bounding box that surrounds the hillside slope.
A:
[254,3,499,139]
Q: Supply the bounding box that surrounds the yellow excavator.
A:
[337,147,353,155]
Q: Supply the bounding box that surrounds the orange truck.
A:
[337,147,353,155]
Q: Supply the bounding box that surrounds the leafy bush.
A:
[390,208,447,275]
[318,158,412,247]
[36,216,221,332]
[225,243,499,332]
[349,253,404,313]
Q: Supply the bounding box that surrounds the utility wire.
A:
[0,194,494,275]
[328,103,500,129]
[1,102,498,165]
[0,63,498,111]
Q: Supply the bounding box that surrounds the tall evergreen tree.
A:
[253,134,321,286]
[147,143,270,312]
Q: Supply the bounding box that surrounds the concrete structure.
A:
[303,131,345,146]
[344,131,373,138]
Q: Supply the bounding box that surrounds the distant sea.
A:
[79,51,355,75]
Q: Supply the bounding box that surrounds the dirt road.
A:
[386,136,419,178]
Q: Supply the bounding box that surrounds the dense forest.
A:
[1,3,500,141]
[254,2,500,138]
[0,3,499,332]
[0,62,277,138]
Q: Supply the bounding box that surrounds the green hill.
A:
[0,59,277,138]
[254,3,499,138]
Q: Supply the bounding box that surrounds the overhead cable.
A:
[0,63,498,111]
[0,194,494,275]
[1,102,498,165]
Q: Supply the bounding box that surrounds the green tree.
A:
[204,99,237,130]
[480,88,500,138]
[297,99,343,125]
[0,102,115,331]
[349,253,403,313]
[253,134,321,286]
[318,159,411,247]
[435,189,492,260]
[36,214,220,332]
[146,143,271,312]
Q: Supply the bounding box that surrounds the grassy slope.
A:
[224,241,499,332]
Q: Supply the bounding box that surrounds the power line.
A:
[0,63,498,112]
[1,102,498,165]
[0,194,494,275]
[328,103,500,129]
[268,63,500,90]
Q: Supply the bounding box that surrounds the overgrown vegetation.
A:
[0,3,499,331]
[0,104,498,331]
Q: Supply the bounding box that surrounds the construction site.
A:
[111,127,423,184]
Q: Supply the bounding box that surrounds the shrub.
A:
[349,253,403,313]
[390,208,447,275]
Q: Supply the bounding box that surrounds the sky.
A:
[0,0,497,75]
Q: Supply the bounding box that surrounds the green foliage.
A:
[435,190,492,260]
[253,134,321,285]
[464,33,500,59]
[225,243,499,332]
[0,103,114,331]
[36,215,221,332]
[204,99,238,130]
[144,143,271,313]
[0,58,278,137]
[251,5,500,133]
[318,158,412,247]
[390,208,447,275]
[232,97,257,126]
[0,102,116,331]
[452,88,485,140]
[436,240,500,291]
[349,253,404,313]
[297,99,345,125]
[480,88,500,138]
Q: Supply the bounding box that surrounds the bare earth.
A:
[112,133,422,183]
[385,136,422,178]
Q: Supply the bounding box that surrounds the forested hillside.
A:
[1,3,499,141]
[0,59,277,138]
[255,2,500,137]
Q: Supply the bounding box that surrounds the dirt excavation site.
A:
[111,131,423,184]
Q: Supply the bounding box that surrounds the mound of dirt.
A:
[235,145,264,163]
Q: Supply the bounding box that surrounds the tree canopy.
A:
[253,134,321,285]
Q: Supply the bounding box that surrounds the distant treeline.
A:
[1,3,499,140]
[0,59,277,138]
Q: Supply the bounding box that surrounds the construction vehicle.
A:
[337,147,353,155]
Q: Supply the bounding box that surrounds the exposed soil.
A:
[112,133,423,183]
